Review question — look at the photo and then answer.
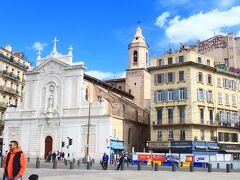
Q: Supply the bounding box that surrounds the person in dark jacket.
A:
[116,153,124,170]
[101,153,109,170]
[4,140,26,180]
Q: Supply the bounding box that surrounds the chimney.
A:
[5,45,12,52]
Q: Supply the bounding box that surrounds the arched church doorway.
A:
[44,136,53,159]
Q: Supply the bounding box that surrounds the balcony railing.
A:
[0,70,21,81]
[0,85,20,96]
[0,53,28,70]
[218,121,240,128]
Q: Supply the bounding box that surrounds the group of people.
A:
[3,140,38,180]
[100,152,133,170]
[46,151,65,162]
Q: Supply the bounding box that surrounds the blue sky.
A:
[0,0,240,79]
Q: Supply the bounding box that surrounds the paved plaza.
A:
[0,160,239,180]
[0,168,239,180]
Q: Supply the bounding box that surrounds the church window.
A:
[128,128,131,144]
[133,51,138,63]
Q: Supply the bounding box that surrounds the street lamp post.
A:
[86,102,91,169]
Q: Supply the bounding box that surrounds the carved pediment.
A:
[31,58,71,73]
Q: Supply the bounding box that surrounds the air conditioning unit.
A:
[194,136,198,141]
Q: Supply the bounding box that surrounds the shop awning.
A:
[171,146,192,148]
[208,146,219,150]
[224,150,240,153]
[195,146,207,149]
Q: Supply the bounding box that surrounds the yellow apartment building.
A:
[0,45,30,150]
[148,45,240,158]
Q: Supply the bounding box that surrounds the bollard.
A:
[231,163,233,169]
[0,157,3,168]
[53,160,57,169]
[226,164,231,173]
[217,163,220,169]
[77,160,80,167]
[138,162,142,171]
[155,163,159,171]
[87,162,91,170]
[70,161,74,169]
[27,157,30,162]
[172,163,177,172]
[208,164,212,172]
[73,158,76,164]
[64,159,68,166]
[36,157,40,169]
[190,163,194,172]
[121,163,125,170]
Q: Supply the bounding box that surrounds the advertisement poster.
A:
[209,155,217,162]
[137,153,152,161]
[165,153,179,162]
[195,155,209,163]
[180,154,194,162]
[224,154,232,161]
[152,153,166,162]
[216,154,224,161]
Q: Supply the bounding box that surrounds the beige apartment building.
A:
[148,45,240,158]
[0,45,30,151]
[196,33,240,68]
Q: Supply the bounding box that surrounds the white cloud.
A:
[85,70,125,80]
[161,6,240,43]
[155,12,170,28]
[32,42,47,52]
[218,0,238,9]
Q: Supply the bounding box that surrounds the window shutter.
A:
[197,89,200,101]
[163,90,168,102]
[206,90,209,102]
[154,74,157,84]
[175,56,179,63]
[203,90,205,101]
[173,72,176,83]
[184,88,187,100]
[202,73,204,83]
[196,72,199,81]
[174,89,179,101]
[164,73,168,83]
[206,74,208,84]
[161,74,165,83]
[154,91,157,102]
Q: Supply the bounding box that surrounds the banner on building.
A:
[195,155,209,163]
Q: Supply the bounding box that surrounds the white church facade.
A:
[3,27,150,161]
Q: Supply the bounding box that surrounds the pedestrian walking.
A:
[116,153,124,170]
[101,152,109,170]
[3,140,26,180]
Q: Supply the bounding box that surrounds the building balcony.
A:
[0,70,23,83]
[0,53,28,70]
[218,121,240,128]
[0,85,20,97]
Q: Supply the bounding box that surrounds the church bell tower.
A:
[125,26,151,110]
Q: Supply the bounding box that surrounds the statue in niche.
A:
[47,95,54,113]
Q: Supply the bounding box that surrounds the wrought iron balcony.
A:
[0,85,20,96]
[218,121,240,128]
[0,53,28,70]
[0,70,22,82]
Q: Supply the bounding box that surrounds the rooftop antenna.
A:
[168,43,174,53]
